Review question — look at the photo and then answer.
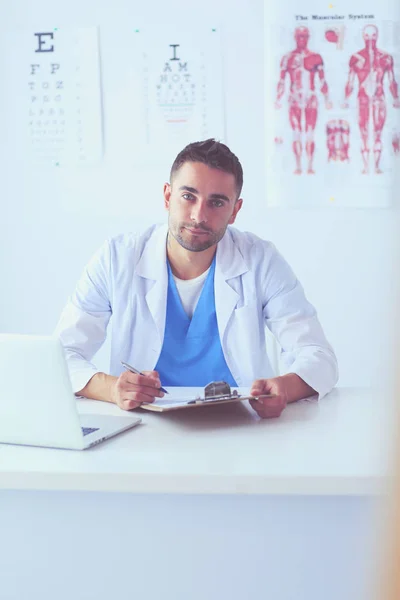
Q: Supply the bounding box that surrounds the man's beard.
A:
[169,220,227,252]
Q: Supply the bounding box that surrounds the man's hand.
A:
[249,376,288,419]
[249,374,317,419]
[111,370,164,411]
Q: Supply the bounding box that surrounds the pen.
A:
[120,361,169,394]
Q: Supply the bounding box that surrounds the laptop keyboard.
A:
[81,427,100,436]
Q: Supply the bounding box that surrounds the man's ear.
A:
[228,198,243,224]
[164,183,171,210]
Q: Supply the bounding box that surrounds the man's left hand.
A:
[249,377,288,419]
[248,374,317,419]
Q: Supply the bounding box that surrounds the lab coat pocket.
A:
[233,304,260,340]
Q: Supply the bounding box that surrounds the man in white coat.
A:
[55,138,338,419]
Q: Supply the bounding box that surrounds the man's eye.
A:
[183,193,194,200]
[212,201,224,208]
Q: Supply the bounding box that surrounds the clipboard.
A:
[140,381,275,412]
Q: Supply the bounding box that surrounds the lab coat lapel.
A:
[136,224,169,343]
[214,228,248,341]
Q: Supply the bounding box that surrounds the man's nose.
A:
[190,200,208,224]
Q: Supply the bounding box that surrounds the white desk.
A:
[0,387,394,600]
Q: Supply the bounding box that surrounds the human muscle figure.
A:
[326,119,350,162]
[343,24,400,174]
[275,26,332,175]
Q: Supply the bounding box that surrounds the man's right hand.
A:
[111,370,164,411]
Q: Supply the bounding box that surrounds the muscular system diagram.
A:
[342,24,400,174]
[275,26,333,175]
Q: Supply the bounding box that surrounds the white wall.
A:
[1,0,399,387]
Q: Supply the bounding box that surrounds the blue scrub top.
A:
[154,256,237,387]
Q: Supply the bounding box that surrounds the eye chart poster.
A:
[131,26,225,163]
[265,0,400,207]
[3,27,103,167]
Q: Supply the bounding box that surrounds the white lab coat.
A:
[54,223,338,398]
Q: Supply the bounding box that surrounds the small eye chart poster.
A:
[4,26,103,167]
[131,26,225,162]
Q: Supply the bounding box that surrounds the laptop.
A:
[0,334,141,450]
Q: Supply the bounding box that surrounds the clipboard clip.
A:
[188,381,240,404]
[186,381,275,405]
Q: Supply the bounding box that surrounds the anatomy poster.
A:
[131,27,225,163]
[265,1,400,207]
[3,27,103,167]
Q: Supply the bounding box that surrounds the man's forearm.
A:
[76,372,118,403]
[280,373,317,403]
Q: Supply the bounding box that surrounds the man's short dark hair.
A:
[170,138,243,199]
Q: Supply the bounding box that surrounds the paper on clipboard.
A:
[140,386,208,411]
